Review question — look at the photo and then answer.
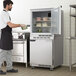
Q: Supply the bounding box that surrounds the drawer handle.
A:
[30,40,36,41]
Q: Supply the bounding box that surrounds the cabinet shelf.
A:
[67,37,76,39]
[71,37,76,39]
[33,26,51,28]
[69,4,76,71]
[70,5,76,8]
[70,14,76,17]
[35,20,51,22]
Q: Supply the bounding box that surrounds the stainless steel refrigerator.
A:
[30,7,63,70]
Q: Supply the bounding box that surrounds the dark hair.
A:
[3,0,13,8]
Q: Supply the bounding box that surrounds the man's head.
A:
[3,0,13,11]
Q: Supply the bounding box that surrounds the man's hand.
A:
[20,24,27,30]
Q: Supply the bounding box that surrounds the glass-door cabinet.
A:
[31,7,62,35]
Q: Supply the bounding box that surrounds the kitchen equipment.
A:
[12,32,27,67]
[30,7,63,70]
[18,35,23,39]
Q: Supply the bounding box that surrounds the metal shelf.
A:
[70,5,76,8]
[70,14,76,17]
[69,5,76,71]
[70,37,76,39]
[35,20,51,22]
[33,26,51,28]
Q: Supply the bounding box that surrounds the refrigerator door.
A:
[51,7,61,34]
[30,39,53,66]
[31,9,51,34]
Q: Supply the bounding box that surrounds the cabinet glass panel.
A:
[31,8,61,34]
[32,11,51,33]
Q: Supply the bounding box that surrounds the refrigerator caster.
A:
[50,68,53,71]
[31,66,35,69]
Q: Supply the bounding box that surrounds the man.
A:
[0,0,26,75]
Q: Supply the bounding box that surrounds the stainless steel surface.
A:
[30,35,63,69]
[69,5,76,71]
[30,7,63,69]
[30,7,62,35]
[12,32,27,67]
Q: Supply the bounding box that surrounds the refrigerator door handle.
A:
[30,39,36,42]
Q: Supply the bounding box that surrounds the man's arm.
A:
[7,22,21,28]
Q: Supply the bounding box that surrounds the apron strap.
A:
[0,30,1,39]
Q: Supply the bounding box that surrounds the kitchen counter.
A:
[12,32,30,66]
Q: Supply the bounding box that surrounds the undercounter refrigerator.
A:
[30,7,63,70]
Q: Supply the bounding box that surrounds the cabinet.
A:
[30,36,63,70]
[31,7,62,35]
[30,39,52,65]
[30,7,63,70]
[69,5,76,71]
[12,40,27,67]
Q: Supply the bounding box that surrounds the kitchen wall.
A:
[0,0,76,66]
